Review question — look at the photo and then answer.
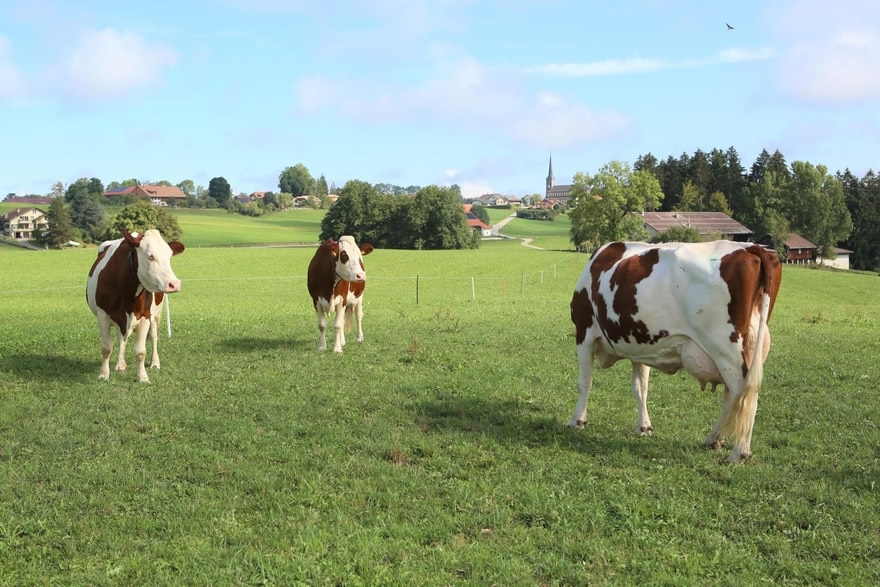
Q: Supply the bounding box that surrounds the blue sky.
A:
[2,0,879,199]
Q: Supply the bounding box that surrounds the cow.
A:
[86,228,185,383]
[307,235,373,353]
[569,240,782,463]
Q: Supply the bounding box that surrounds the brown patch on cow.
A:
[88,247,108,278]
[719,246,782,376]
[570,288,592,345]
[93,240,143,334]
[132,290,153,321]
[593,247,666,345]
[307,239,338,307]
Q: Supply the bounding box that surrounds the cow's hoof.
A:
[115,364,127,372]
[567,419,586,429]
[726,452,751,464]
[703,438,725,450]
[98,373,109,381]
[638,425,654,437]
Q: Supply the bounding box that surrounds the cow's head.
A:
[332,235,373,283]
[123,228,185,294]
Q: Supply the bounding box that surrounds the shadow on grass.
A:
[413,395,664,457]
[217,336,310,353]
[0,353,93,381]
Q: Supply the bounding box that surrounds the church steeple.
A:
[546,152,556,193]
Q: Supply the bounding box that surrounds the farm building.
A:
[638,211,753,241]
[104,184,187,206]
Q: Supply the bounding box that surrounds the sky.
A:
[2,0,879,200]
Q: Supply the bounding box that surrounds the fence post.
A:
[471,276,476,300]
[416,275,419,305]
[165,295,172,338]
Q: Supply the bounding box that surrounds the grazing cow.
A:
[569,240,781,462]
[86,228,185,382]
[307,235,373,353]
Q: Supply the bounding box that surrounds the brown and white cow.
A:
[86,228,184,382]
[307,235,373,353]
[569,240,781,462]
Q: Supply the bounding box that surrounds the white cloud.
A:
[779,28,880,105]
[66,28,178,100]
[293,53,630,149]
[766,0,880,104]
[457,179,495,200]
[525,48,774,78]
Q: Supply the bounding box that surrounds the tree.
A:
[105,200,183,242]
[177,179,196,198]
[65,178,106,242]
[400,185,478,250]
[651,225,700,243]
[783,161,852,257]
[568,161,663,252]
[707,191,733,216]
[675,179,701,211]
[470,203,490,224]
[314,174,329,198]
[840,169,880,271]
[279,164,315,196]
[319,180,394,245]
[208,177,232,208]
[37,196,74,248]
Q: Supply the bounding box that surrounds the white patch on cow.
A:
[136,229,182,294]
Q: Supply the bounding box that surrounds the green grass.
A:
[1,229,878,584]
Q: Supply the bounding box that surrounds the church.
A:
[545,154,573,206]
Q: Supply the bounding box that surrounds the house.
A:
[104,184,187,206]
[1,207,47,239]
[545,154,573,206]
[781,233,817,264]
[462,204,492,237]
[474,193,510,207]
[639,211,753,242]
[819,246,853,270]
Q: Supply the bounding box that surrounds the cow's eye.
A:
[148,254,156,262]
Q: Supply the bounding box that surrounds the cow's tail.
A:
[733,249,776,445]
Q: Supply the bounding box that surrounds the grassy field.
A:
[1,212,878,584]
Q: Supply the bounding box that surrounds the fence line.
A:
[0,262,574,297]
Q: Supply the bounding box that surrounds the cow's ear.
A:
[169,242,185,256]
[360,243,374,256]
[122,227,143,246]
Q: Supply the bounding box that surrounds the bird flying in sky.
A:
[726,23,734,30]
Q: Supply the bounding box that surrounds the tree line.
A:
[18,163,477,251]
[567,147,878,271]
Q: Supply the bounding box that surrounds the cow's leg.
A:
[568,340,595,428]
[355,300,365,343]
[631,362,653,436]
[115,329,128,372]
[316,308,328,351]
[332,306,346,353]
[149,316,161,370]
[132,318,152,383]
[97,315,114,380]
[704,385,734,450]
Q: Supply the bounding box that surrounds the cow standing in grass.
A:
[86,228,185,382]
[307,236,373,353]
[569,240,781,462]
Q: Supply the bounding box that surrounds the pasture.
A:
[1,236,878,583]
